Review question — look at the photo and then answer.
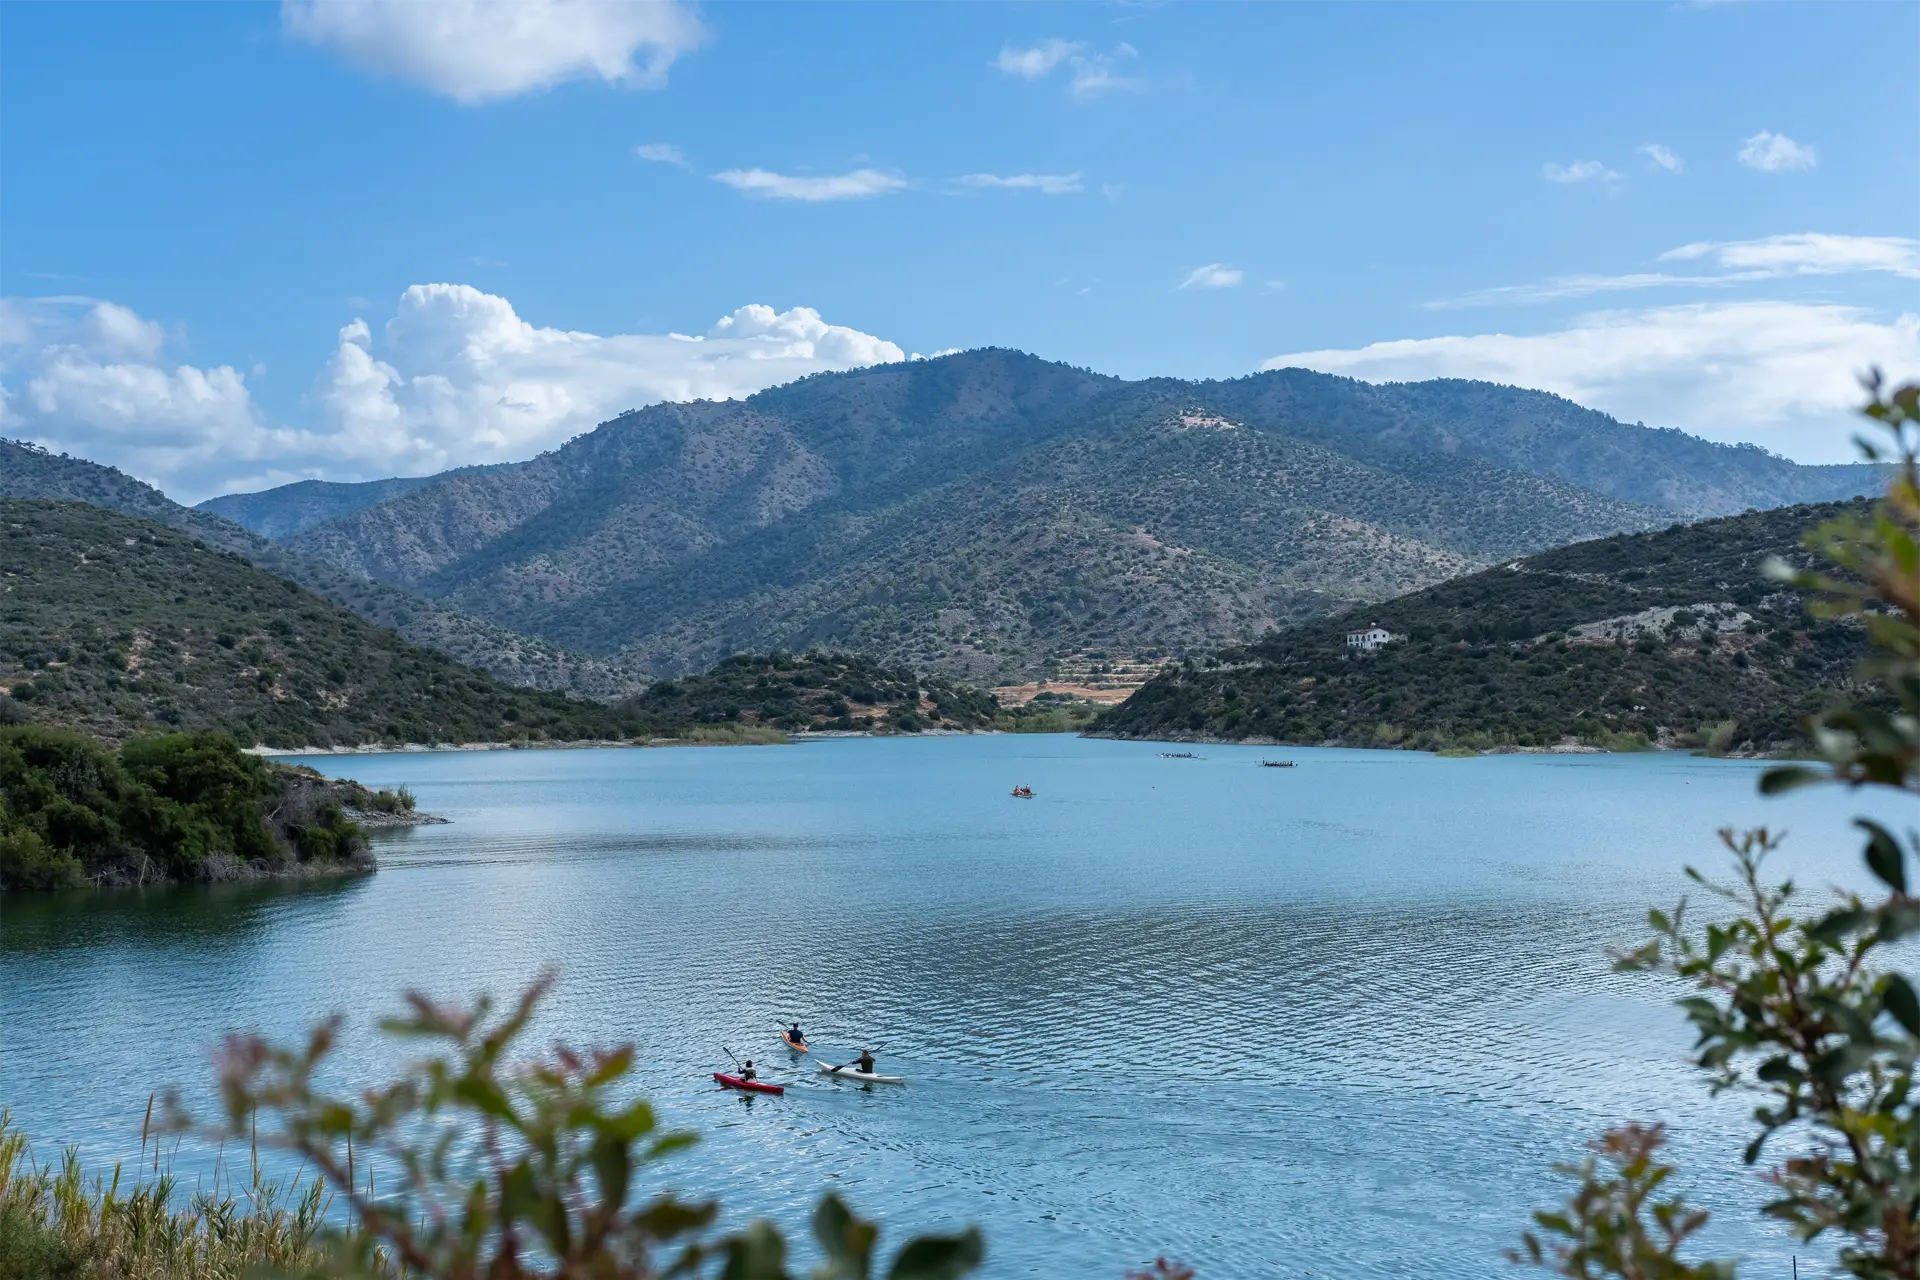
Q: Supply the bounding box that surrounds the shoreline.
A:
[250,727,995,756]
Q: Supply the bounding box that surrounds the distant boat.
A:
[1159,752,1198,760]
[1011,785,1033,798]
[1260,760,1296,768]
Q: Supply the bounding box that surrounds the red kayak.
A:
[713,1072,783,1096]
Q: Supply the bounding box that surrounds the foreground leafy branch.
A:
[184,972,983,1279]
[1518,379,1920,1279]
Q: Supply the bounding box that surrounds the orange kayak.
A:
[781,1032,809,1053]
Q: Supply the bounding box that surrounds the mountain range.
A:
[196,351,1881,684]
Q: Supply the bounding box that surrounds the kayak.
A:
[713,1072,784,1096]
[781,1033,809,1053]
[818,1063,905,1085]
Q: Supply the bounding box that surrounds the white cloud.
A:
[994,38,1140,97]
[1638,143,1684,173]
[712,168,907,202]
[1436,232,1920,308]
[958,171,1083,195]
[1543,160,1621,185]
[1067,51,1141,98]
[1738,131,1817,172]
[1660,233,1920,278]
[1264,300,1920,461]
[634,142,687,167]
[282,0,706,104]
[0,288,909,501]
[1178,263,1243,291]
[994,39,1079,79]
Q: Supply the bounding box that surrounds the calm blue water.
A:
[1,735,1904,1277]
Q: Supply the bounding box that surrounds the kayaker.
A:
[857,1050,875,1075]
[787,1022,805,1045]
[740,1059,757,1082]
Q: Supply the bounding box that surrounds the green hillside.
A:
[0,500,650,748]
[0,499,1020,748]
[1096,499,1879,754]
[0,440,652,700]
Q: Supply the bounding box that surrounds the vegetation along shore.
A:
[0,725,432,891]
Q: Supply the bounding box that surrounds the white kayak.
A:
[819,1063,905,1085]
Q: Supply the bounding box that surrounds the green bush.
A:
[0,726,304,888]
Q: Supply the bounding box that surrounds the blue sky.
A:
[2,1,1915,500]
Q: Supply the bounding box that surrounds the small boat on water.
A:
[1011,785,1033,798]
[819,1063,905,1085]
[1159,752,1198,760]
[1260,760,1296,768]
[714,1072,784,1096]
[781,1032,809,1053]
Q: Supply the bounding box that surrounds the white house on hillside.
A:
[1346,624,1395,652]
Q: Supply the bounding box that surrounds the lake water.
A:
[1,735,1904,1277]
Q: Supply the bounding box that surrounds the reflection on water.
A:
[0,736,1895,1277]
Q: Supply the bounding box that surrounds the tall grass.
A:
[0,1108,333,1280]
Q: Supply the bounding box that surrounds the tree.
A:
[1516,377,1920,1278]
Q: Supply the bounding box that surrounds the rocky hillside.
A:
[1096,499,1878,754]
[229,350,1884,684]
[0,441,649,699]
[0,499,654,748]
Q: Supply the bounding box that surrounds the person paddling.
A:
[786,1022,806,1046]
[857,1050,875,1075]
[739,1059,757,1082]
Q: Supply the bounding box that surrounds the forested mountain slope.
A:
[0,500,651,747]
[0,441,649,698]
[1096,499,1876,753]
[209,352,1886,683]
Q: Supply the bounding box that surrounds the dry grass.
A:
[0,1108,333,1280]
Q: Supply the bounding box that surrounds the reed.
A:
[0,1108,333,1280]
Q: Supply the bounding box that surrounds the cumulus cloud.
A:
[633,142,688,167]
[1178,263,1243,291]
[1638,143,1684,172]
[1265,301,1920,461]
[1738,131,1817,172]
[1543,160,1620,185]
[957,171,1083,195]
[283,0,706,104]
[0,288,908,501]
[712,168,907,202]
[1434,233,1920,308]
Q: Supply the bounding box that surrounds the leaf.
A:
[1859,819,1907,893]
[632,1194,718,1241]
[812,1193,878,1280]
[721,1220,790,1280]
[1758,765,1825,796]
[1885,975,1920,1037]
[887,1229,984,1280]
